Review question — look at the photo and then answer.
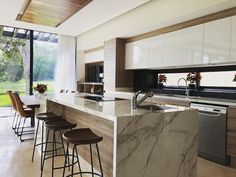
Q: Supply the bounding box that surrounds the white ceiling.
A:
[0,0,150,36]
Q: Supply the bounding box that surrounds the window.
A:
[33,32,58,93]
[160,73,189,86]
[200,71,236,87]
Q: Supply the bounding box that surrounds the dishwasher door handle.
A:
[198,111,222,117]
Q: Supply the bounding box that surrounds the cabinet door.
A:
[164,30,183,67]
[231,16,236,62]
[125,38,150,69]
[182,24,204,65]
[149,35,165,68]
[203,17,231,64]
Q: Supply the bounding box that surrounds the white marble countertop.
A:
[46,93,190,121]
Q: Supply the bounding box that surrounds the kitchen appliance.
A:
[191,103,229,165]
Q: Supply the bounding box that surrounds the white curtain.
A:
[55,35,76,92]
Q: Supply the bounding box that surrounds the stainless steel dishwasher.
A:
[191,103,229,165]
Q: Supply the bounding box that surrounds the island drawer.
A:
[227,132,236,156]
[228,118,236,132]
[228,107,236,119]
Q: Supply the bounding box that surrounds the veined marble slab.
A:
[116,110,198,177]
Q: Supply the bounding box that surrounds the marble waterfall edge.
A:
[116,109,198,177]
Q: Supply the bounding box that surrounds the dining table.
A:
[20,95,40,127]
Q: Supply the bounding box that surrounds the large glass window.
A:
[33,32,58,93]
[160,73,189,86]
[201,71,236,87]
[0,30,30,107]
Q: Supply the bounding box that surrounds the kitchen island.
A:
[46,93,198,177]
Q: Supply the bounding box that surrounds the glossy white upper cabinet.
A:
[182,24,204,65]
[149,35,165,68]
[125,38,150,69]
[231,16,236,62]
[203,17,231,64]
[164,30,183,67]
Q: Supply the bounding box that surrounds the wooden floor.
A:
[1,107,236,177]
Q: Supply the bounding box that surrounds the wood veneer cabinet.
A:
[104,38,133,92]
[227,106,236,168]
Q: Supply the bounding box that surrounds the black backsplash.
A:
[133,68,236,100]
[133,70,157,92]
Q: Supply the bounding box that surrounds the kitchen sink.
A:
[138,105,163,111]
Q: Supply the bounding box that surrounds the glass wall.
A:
[33,32,58,93]
[0,28,30,107]
[201,71,236,87]
[0,27,58,107]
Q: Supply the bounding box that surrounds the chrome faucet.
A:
[132,90,154,109]
[177,78,190,97]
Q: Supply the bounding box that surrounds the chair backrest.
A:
[12,92,27,117]
[6,91,17,111]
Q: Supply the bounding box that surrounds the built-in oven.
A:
[191,103,229,165]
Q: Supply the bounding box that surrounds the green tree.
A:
[0,36,30,93]
[33,42,57,81]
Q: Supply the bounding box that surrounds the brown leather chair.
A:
[6,91,18,130]
[12,92,35,141]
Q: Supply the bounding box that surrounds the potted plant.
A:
[157,74,167,88]
[186,72,202,89]
[33,83,47,94]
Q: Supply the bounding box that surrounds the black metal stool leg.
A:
[59,131,68,165]
[52,130,56,177]
[62,142,69,177]
[90,144,94,177]
[32,119,40,162]
[96,143,103,177]
[71,145,75,177]
[41,128,50,176]
[75,146,83,177]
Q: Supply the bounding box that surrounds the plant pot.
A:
[38,90,45,94]
[188,84,196,90]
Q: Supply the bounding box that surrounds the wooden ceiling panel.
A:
[16,0,93,27]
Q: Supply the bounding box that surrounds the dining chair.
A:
[6,91,18,130]
[12,92,35,141]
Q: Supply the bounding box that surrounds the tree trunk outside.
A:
[18,42,30,95]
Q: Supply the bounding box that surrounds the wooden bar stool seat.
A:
[45,119,77,130]
[63,128,103,145]
[36,112,60,121]
[62,128,104,177]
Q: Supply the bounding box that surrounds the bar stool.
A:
[41,119,77,177]
[62,128,104,177]
[31,112,62,167]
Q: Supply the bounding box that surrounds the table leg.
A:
[31,108,35,127]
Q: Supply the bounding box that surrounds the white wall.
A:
[77,0,236,50]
